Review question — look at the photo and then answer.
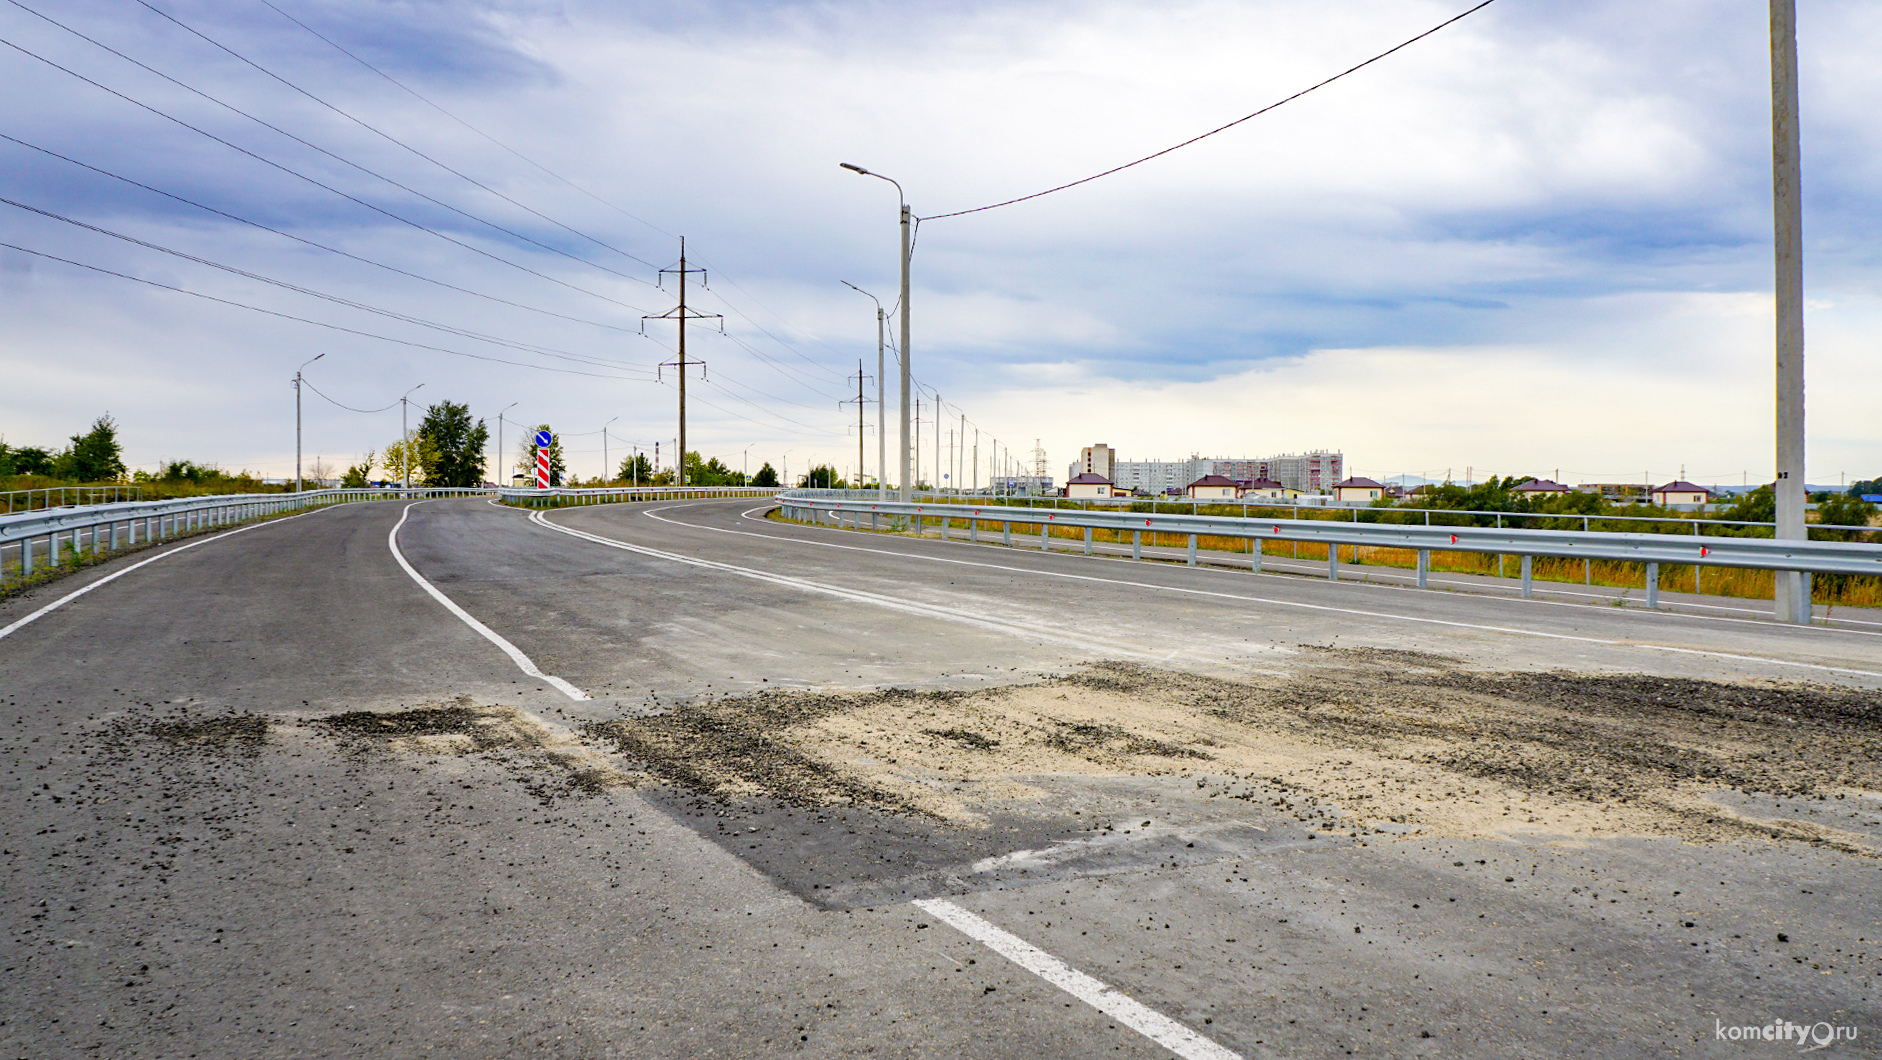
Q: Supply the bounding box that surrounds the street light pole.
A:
[841,163,911,502]
[399,383,424,491]
[496,402,518,487]
[1770,0,1809,623]
[294,353,324,493]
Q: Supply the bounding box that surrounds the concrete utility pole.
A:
[1771,0,1809,623]
[399,383,424,490]
[839,163,912,501]
[601,416,618,484]
[841,359,870,490]
[913,397,920,490]
[841,282,891,499]
[293,353,324,492]
[644,238,720,488]
[934,394,942,498]
[496,402,518,486]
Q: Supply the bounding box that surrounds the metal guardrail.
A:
[0,486,487,588]
[2,485,143,513]
[773,492,1882,597]
[495,485,783,506]
[814,489,1792,536]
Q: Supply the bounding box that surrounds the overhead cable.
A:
[0,239,644,380]
[0,133,641,334]
[256,0,679,244]
[300,378,398,413]
[117,0,666,276]
[0,35,651,313]
[1,197,657,375]
[922,0,1500,220]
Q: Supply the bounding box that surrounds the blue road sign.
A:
[534,430,552,447]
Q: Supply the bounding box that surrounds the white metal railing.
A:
[0,486,485,589]
[1,485,143,513]
[773,491,1882,612]
[495,485,783,506]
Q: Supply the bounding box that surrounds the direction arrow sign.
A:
[534,430,552,448]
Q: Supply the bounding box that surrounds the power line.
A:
[0,239,644,380]
[1,196,659,375]
[300,378,398,413]
[0,133,640,333]
[256,0,679,245]
[0,34,651,313]
[922,0,1501,220]
[7,0,654,289]
[118,0,667,276]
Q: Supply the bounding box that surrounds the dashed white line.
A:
[914,898,1242,1060]
[390,502,587,701]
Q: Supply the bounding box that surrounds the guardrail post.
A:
[1645,562,1659,609]
[1327,543,1339,581]
[1249,537,1260,573]
[1003,522,1011,546]
[970,518,978,544]
[1186,534,1198,566]
[913,513,922,536]
[1521,555,1533,599]
[1417,549,1429,588]
[1084,526,1093,555]
[21,536,32,576]
[1132,530,1141,561]
[1041,520,1050,551]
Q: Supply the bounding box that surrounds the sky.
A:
[1,0,1877,489]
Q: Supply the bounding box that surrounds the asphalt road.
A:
[2,496,1877,1059]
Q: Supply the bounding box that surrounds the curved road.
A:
[3,496,1876,1059]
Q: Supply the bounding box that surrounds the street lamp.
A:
[841,281,890,500]
[496,402,518,488]
[782,449,793,490]
[840,162,912,502]
[601,416,619,485]
[294,353,325,493]
[399,383,424,491]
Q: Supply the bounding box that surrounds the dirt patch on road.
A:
[315,697,629,803]
[585,652,1882,852]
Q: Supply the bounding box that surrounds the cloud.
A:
[1,0,1877,483]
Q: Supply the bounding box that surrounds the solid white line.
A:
[526,510,1159,661]
[0,503,336,643]
[913,898,1242,1060]
[636,502,1882,679]
[389,502,587,701]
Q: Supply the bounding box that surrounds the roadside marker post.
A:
[535,431,552,491]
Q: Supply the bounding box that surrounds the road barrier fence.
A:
[774,490,1882,618]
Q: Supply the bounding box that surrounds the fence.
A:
[773,490,1882,619]
[2,485,143,513]
[0,484,785,591]
[0,486,487,590]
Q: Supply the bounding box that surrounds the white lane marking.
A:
[913,898,1242,1060]
[0,503,337,643]
[389,502,587,701]
[525,510,1159,661]
[740,504,1882,638]
[635,502,1882,679]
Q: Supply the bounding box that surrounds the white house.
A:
[1651,480,1710,506]
[1333,476,1385,503]
[1065,473,1116,499]
[1186,474,1240,501]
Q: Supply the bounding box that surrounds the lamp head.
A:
[839,162,869,175]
